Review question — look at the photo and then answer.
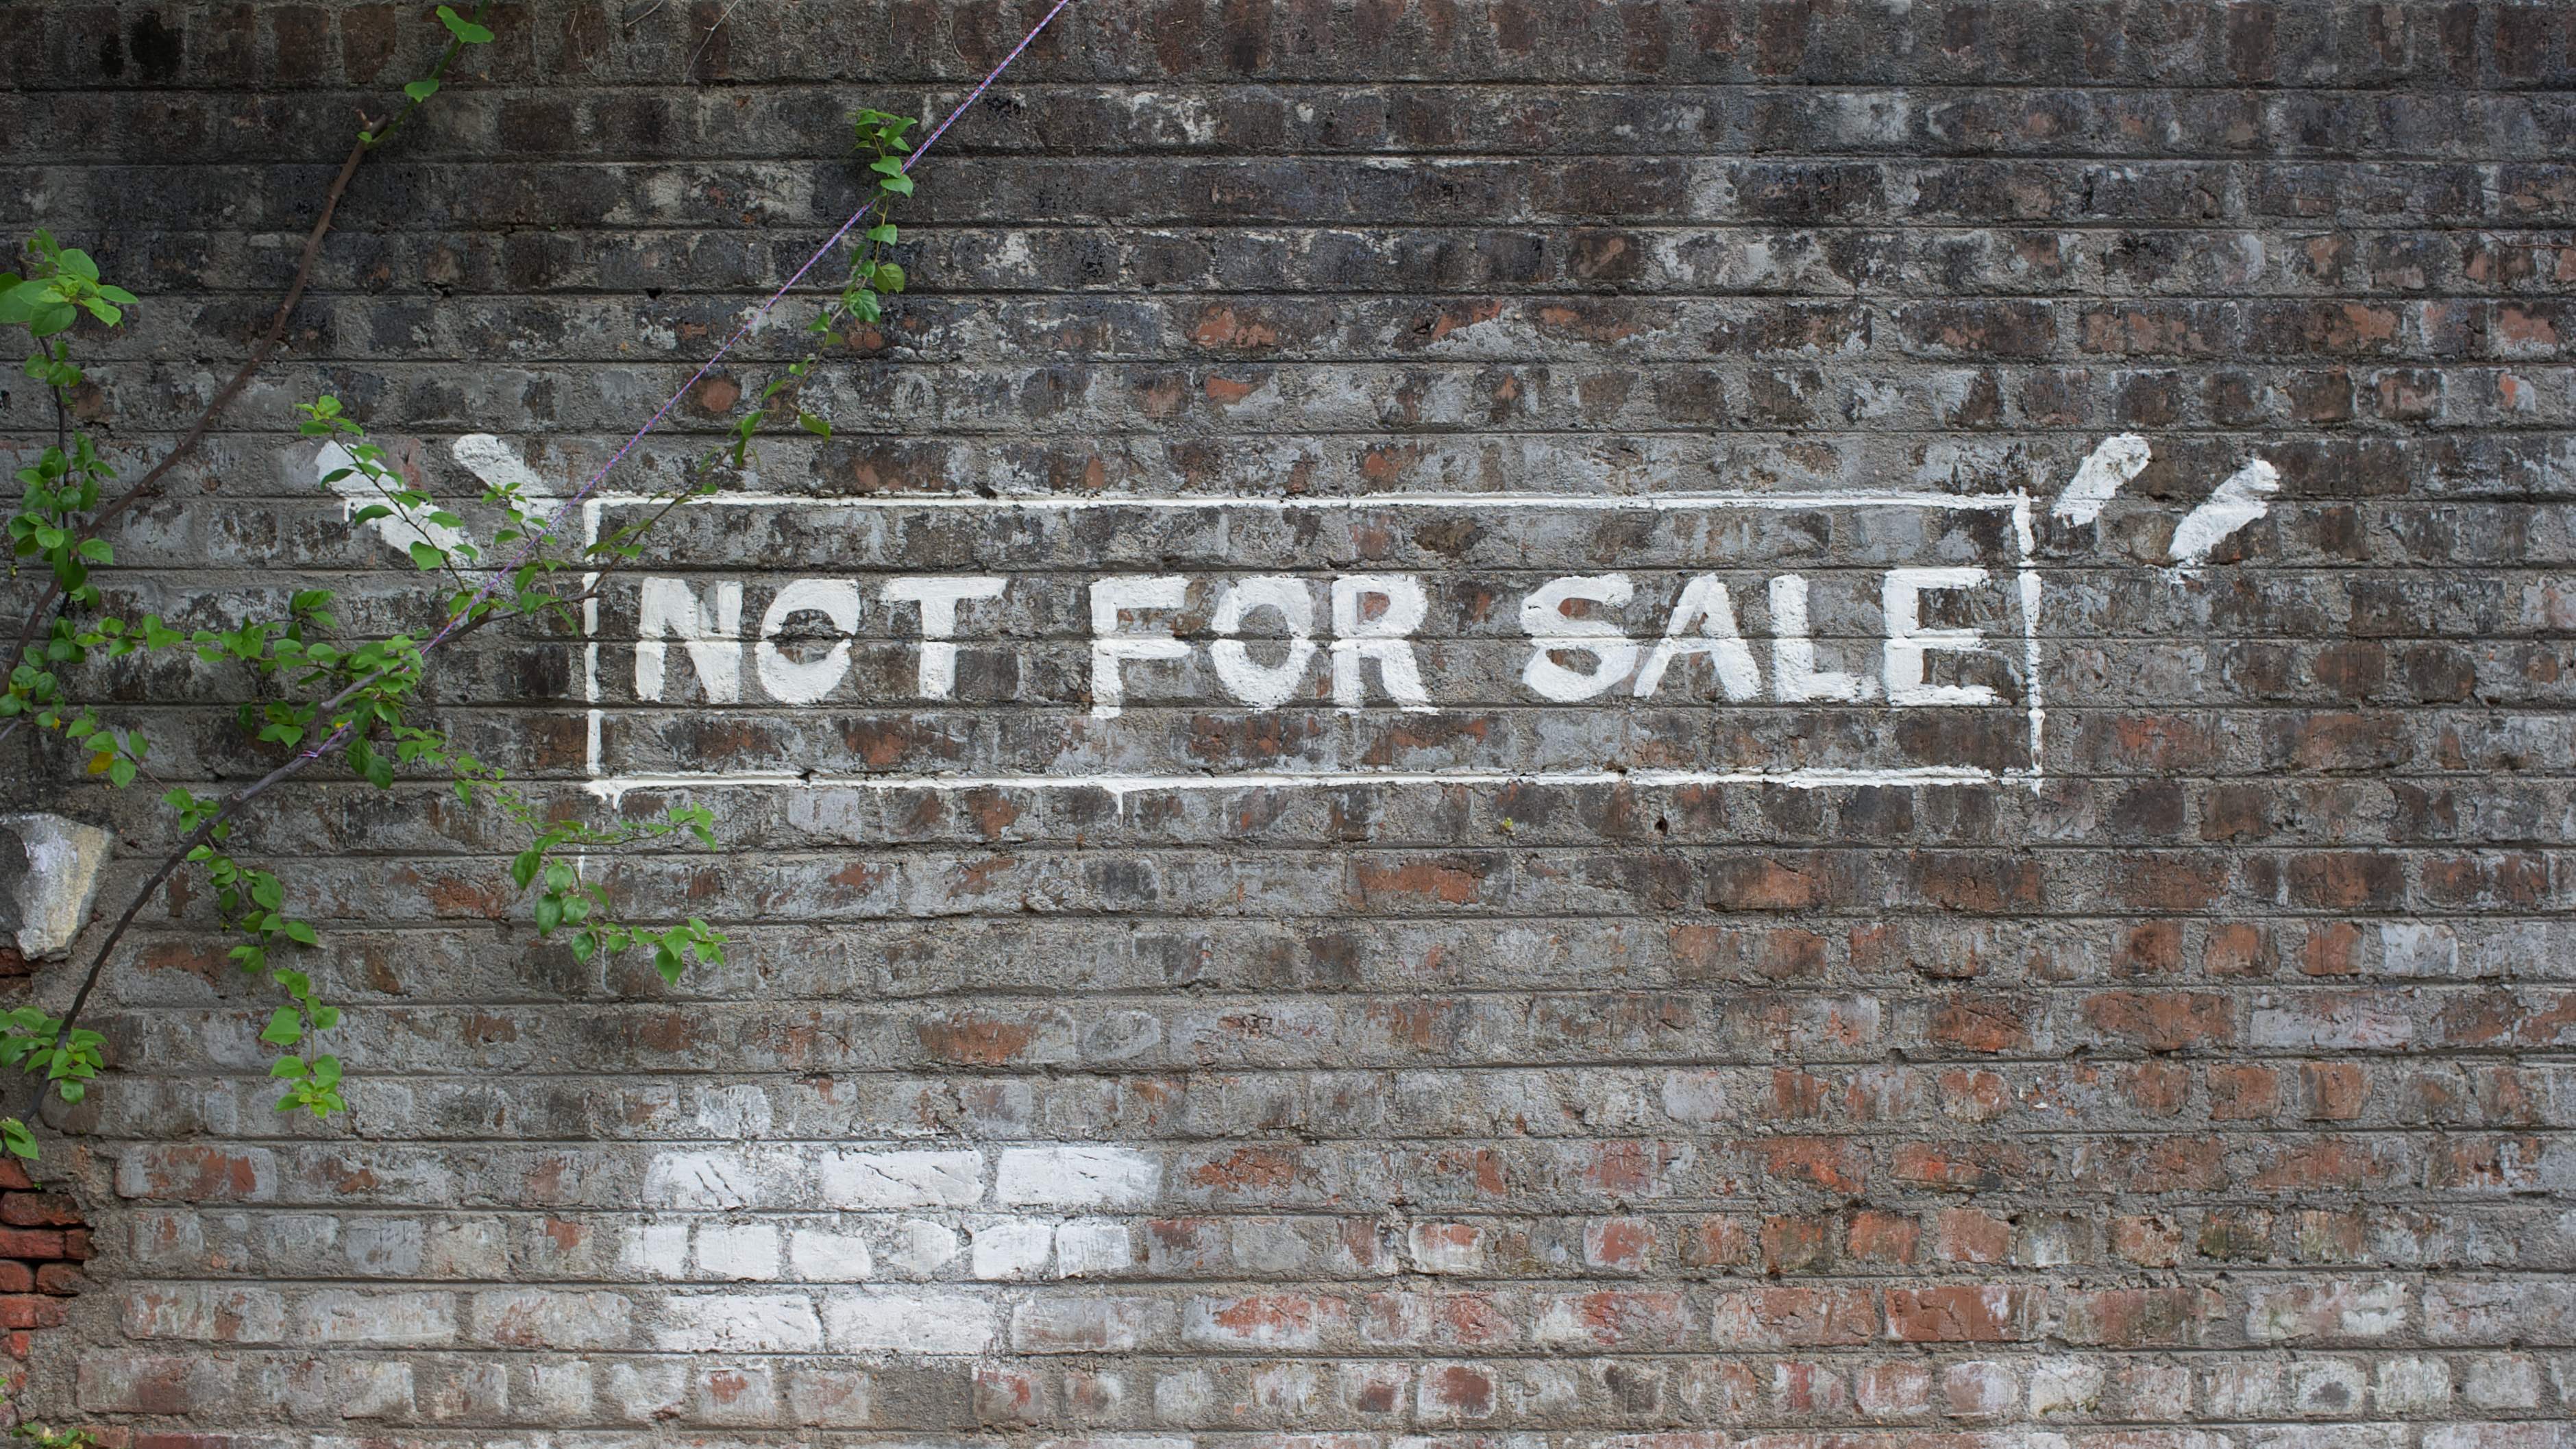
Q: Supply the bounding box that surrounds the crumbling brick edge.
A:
[0,1158,90,1407]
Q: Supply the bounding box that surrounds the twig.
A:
[24,608,506,1123]
[0,126,377,686]
[685,0,746,79]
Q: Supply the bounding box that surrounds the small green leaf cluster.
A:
[0,1008,102,1155]
[8,1417,99,1448]
[361,3,495,146]
[719,109,922,472]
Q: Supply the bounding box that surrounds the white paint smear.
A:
[2050,433,2152,525]
[2168,459,2279,568]
[314,432,553,562]
[315,439,468,559]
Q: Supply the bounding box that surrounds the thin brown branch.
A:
[23,603,512,1125]
[2,127,377,685]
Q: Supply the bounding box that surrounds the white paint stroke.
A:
[315,432,554,563]
[588,489,2027,513]
[582,764,2023,807]
[2168,459,2280,569]
[2050,433,2151,525]
[315,439,467,559]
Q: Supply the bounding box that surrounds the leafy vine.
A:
[0,13,927,1158]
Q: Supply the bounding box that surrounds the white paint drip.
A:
[2168,459,2280,570]
[2050,433,2151,525]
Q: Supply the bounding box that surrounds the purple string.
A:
[306,0,1079,759]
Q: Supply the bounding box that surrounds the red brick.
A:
[0,1295,65,1330]
[1884,1284,2036,1342]
[0,1229,65,1260]
[0,1193,86,1228]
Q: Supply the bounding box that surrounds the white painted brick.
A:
[818,1148,984,1208]
[2380,921,2458,976]
[694,1222,782,1281]
[996,1143,1162,1208]
[622,1221,690,1280]
[1407,1223,1487,1274]
[643,1150,759,1210]
[972,1218,1056,1279]
[787,1228,875,1282]
[296,1290,458,1348]
[883,1219,961,1277]
[823,1290,997,1353]
[654,1292,823,1352]
[1056,1219,1133,1278]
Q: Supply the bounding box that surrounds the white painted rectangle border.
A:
[578,491,2046,800]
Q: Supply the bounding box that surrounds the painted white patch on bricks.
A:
[641,1150,757,1210]
[2169,458,2280,568]
[816,1149,983,1209]
[822,1290,996,1353]
[694,1223,782,1281]
[1407,1222,1489,1275]
[452,432,548,500]
[996,1144,1163,1208]
[622,1221,690,1279]
[315,439,467,559]
[655,1292,824,1352]
[1055,1219,1133,1278]
[970,1219,1055,1280]
[786,1228,874,1282]
[2379,922,2460,977]
[295,1290,459,1347]
[2050,432,2152,525]
[882,1219,962,1277]
[1,812,110,960]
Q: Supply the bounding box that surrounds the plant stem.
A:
[1,127,379,687]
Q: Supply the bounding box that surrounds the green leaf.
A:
[282,921,319,947]
[259,1007,304,1047]
[877,174,915,197]
[0,1118,36,1161]
[798,411,831,437]
[271,1056,309,1078]
[407,540,445,572]
[436,5,496,42]
[404,79,442,102]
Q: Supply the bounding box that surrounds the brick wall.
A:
[4,1,2575,1444]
